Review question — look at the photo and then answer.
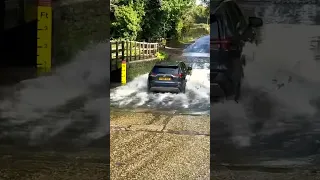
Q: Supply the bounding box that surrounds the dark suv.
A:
[210,0,263,102]
[147,61,192,93]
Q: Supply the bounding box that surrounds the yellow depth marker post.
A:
[121,60,127,84]
[37,0,52,74]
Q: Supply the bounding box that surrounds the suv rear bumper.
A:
[150,86,181,93]
[149,81,182,93]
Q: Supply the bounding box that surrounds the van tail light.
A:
[150,73,157,77]
[210,38,232,51]
[173,74,182,78]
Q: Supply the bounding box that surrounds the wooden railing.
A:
[110,40,159,71]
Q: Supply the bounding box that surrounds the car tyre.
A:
[147,83,152,93]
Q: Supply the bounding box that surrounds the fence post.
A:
[142,42,145,59]
[153,44,155,56]
[134,41,137,61]
[126,40,129,62]
[115,41,119,68]
[121,41,125,61]
[138,42,141,60]
[154,43,158,54]
[129,41,132,62]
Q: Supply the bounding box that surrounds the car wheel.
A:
[182,86,186,93]
[147,84,151,93]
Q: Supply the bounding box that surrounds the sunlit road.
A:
[211,3,320,175]
[110,111,210,179]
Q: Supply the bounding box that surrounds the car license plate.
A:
[159,77,171,81]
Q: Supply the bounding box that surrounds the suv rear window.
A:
[152,66,179,74]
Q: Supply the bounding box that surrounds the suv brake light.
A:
[150,73,157,77]
[210,38,231,51]
[173,74,182,78]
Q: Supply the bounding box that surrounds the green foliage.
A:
[182,23,209,41]
[155,51,168,60]
[139,0,163,41]
[193,5,209,23]
[111,0,209,41]
[111,5,142,40]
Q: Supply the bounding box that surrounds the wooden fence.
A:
[110,40,160,71]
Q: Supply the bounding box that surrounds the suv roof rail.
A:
[155,61,180,66]
[211,0,223,13]
[211,0,234,14]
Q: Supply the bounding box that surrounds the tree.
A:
[111,0,202,41]
[111,5,142,40]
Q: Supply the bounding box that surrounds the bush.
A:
[111,5,142,40]
[155,51,168,60]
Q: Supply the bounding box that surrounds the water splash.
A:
[111,36,210,113]
[0,42,110,146]
[212,23,320,165]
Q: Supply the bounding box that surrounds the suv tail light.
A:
[173,74,182,78]
[210,38,232,51]
[150,73,157,77]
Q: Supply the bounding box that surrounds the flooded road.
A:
[110,69,209,114]
[110,38,210,114]
[211,2,320,172]
[110,36,211,179]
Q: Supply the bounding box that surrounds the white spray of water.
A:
[212,23,320,152]
[110,34,210,113]
[0,42,110,144]
[110,68,210,113]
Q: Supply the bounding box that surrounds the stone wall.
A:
[52,0,109,65]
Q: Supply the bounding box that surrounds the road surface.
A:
[110,110,210,179]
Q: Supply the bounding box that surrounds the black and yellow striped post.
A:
[37,0,52,75]
[121,60,127,84]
